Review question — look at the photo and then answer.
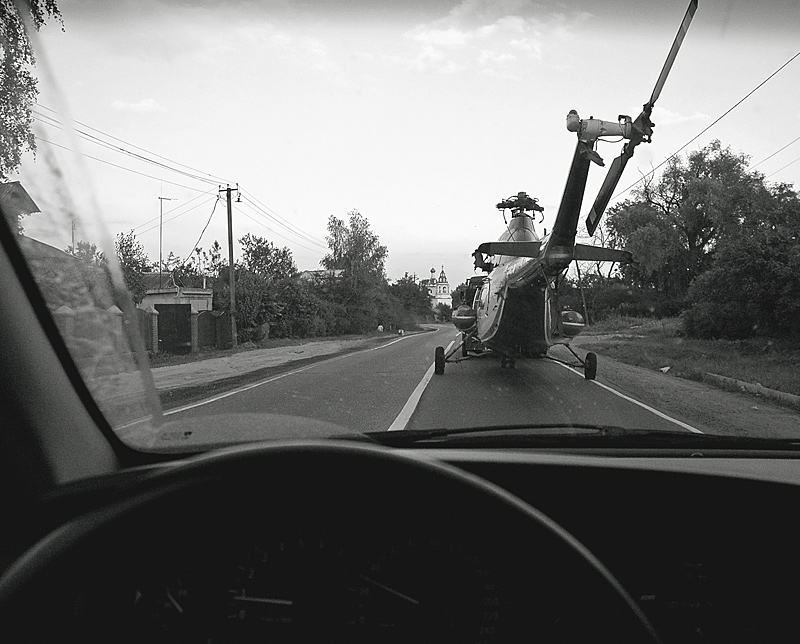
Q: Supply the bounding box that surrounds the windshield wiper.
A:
[358,424,800,450]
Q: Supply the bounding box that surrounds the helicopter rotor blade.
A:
[584,0,697,236]
[585,153,628,236]
[649,0,698,108]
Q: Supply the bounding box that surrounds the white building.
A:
[425,266,451,310]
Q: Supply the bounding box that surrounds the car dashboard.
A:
[3,445,800,644]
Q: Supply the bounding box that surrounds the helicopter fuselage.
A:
[472,214,574,358]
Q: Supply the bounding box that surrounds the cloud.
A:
[111,98,166,113]
[509,37,541,58]
[230,25,340,74]
[410,27,472,47]
[478,50,516,66]
[398,0,587,74]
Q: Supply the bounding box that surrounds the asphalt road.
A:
[165,326,706,438]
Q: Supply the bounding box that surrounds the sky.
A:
[15,0,800,284]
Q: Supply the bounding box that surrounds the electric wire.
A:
[240,188,323,242]
[32,110,221,187]
[35,103,234,185]
[34,135,211,193]
[612,49,800,200]
[35,108,327,254]
[131,189,217,231]
[239,190,328,250]
[239,195,327,251]
[180,196,221,264]
[766,154,800,179]
[237,201,325,254]
[136,195,217,235]
[238,194,328,251]
[751,135,800,170]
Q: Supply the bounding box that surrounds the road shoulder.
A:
[552,343,800,439]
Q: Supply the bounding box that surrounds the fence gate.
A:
[154,304,191,354]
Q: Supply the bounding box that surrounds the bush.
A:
[560,279,685,323]
[683,229,800,339]
[681,300,754,340]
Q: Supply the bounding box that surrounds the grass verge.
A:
[579,316,800,396]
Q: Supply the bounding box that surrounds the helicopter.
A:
[434,0,698,378]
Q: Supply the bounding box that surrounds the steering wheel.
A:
[0,441,660,643]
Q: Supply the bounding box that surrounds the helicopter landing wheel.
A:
[434,346,445,375]
[584,352,597,380]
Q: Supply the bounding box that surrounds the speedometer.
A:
[223,531,504,643]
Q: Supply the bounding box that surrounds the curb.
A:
[703,372,800,410]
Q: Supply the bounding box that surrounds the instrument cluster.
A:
[87,528,523,644]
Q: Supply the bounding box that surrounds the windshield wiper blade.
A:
[360,424,800,450]
[361,423,658,444]
[356,423,615,443]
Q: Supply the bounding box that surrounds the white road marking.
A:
[548,359,704,434]
[117,333,425,429]
[387,334,458,431]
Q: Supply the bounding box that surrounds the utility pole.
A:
[220,184,239,348]
[157,196,175,289]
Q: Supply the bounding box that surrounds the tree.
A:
[239,233,296,280]
[434,302,452,322]
[321,211,387,282]
[388,274,431,321]
[114,230,151,304]
[200,240,224,276]
[67,240,105,266]
[683,182,800,338]
[606,140,768,300]
[320,211,389,333]
[1,1,62,179]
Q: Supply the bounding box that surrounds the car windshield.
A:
[3,0,799,451]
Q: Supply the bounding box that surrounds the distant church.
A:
[424,266,451,310]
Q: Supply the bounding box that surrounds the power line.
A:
[136,195,217,235]
[237,201,325,254]
[35,106,325,254]
[34,135,211,193]
[239,194,328,251]
[32,110,221,187]
[35,103,234,185]
[239,188,327,249]
[766,155,800,179]
[132,189,217,230]
[181,196,221,263]
[612,49,800,200]
[238,201,324,254]
[751,135,800,170]
[239,192,327,249]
